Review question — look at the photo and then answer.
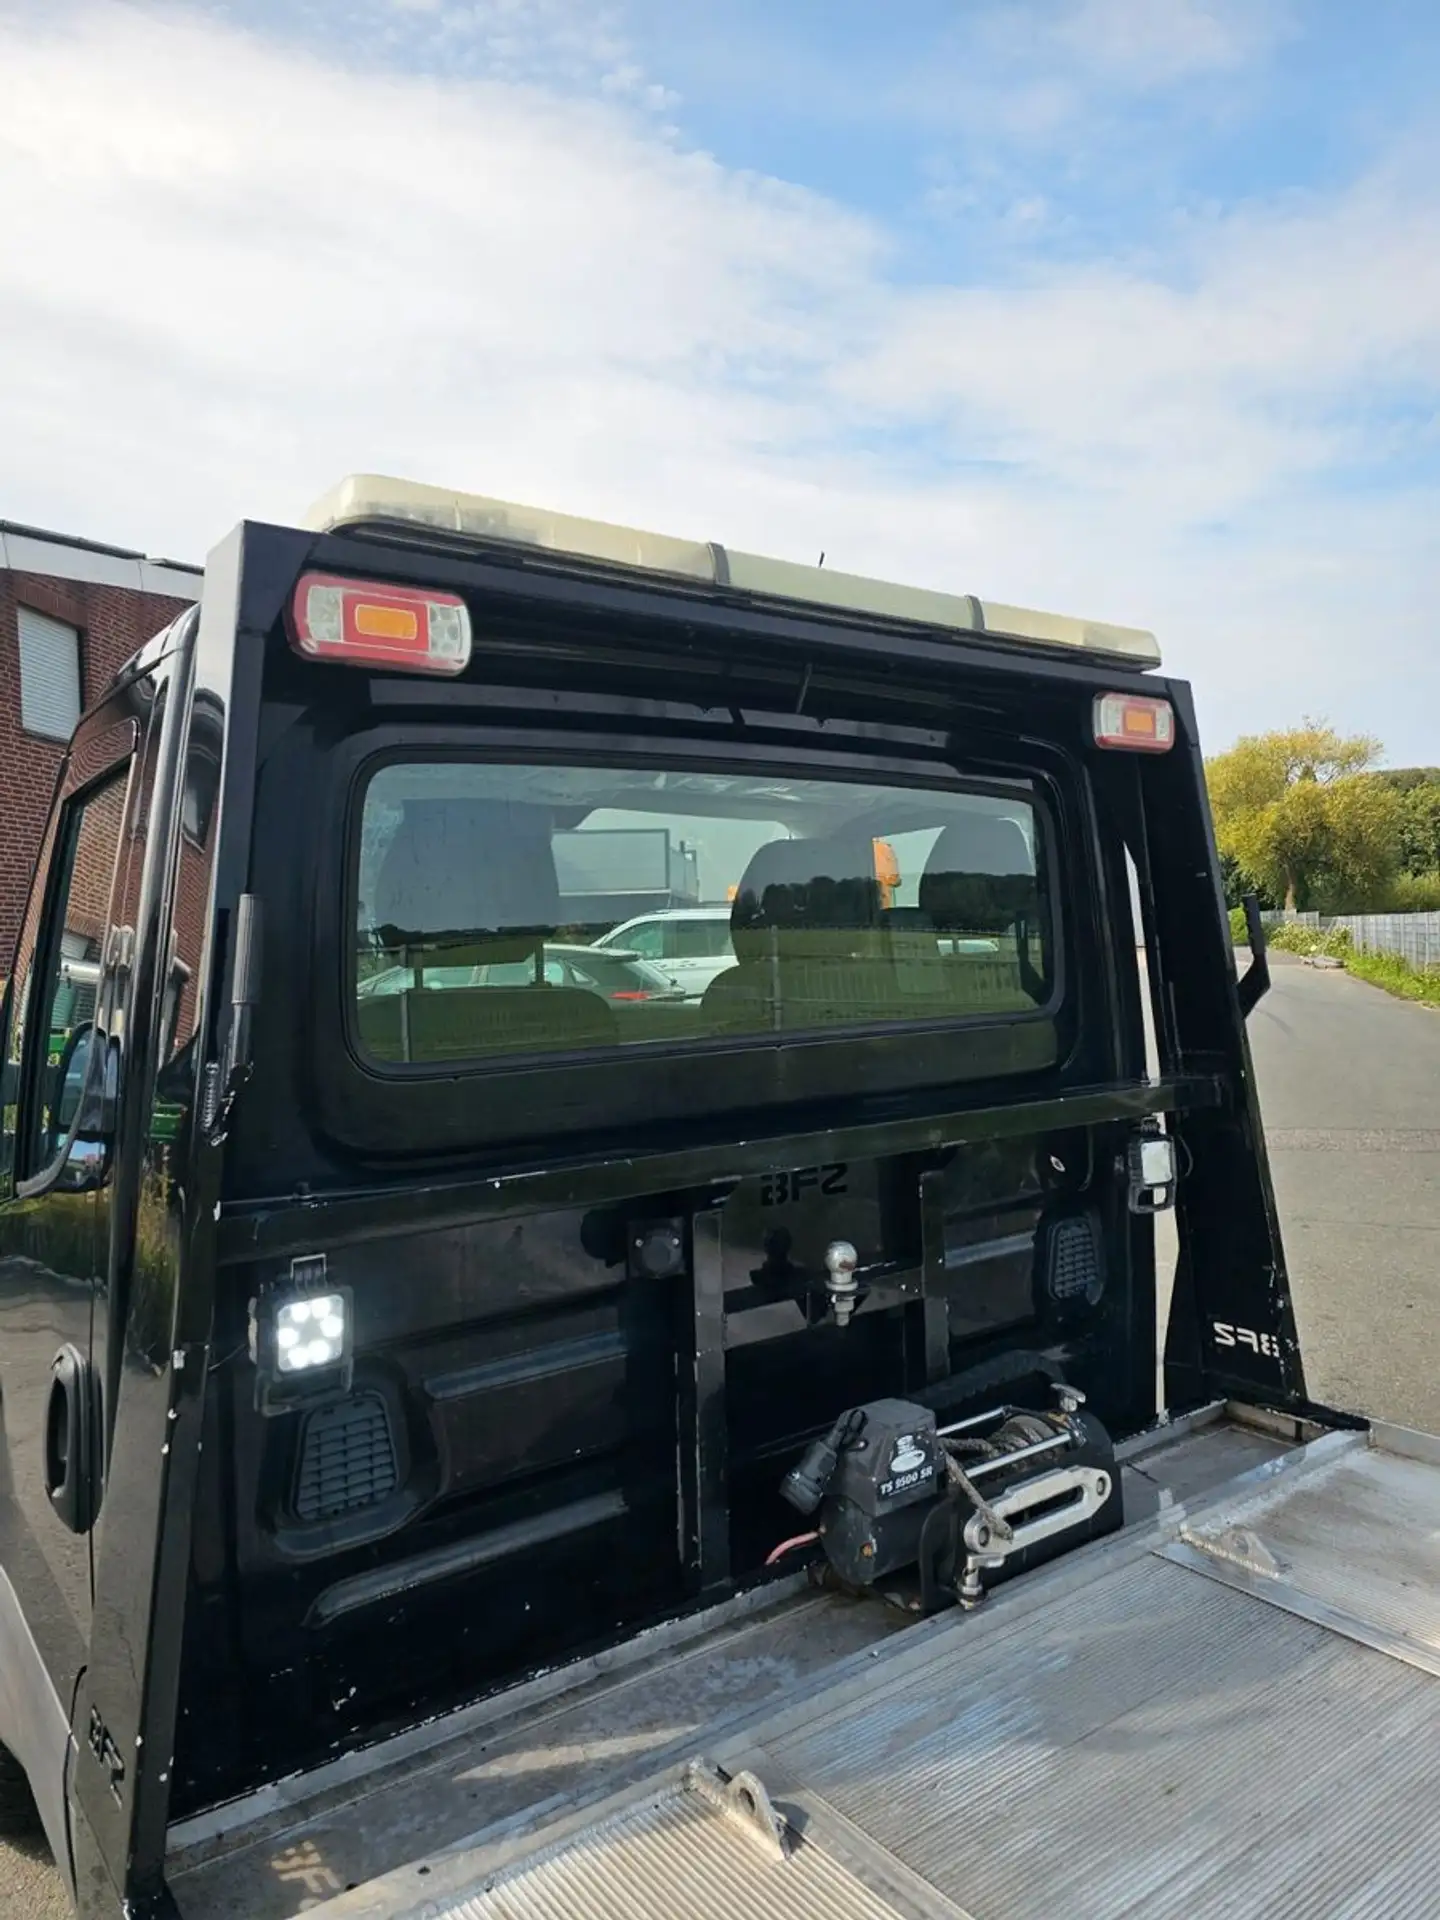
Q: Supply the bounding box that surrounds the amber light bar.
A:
[1092,692,1175,753]
[288,572,473,676]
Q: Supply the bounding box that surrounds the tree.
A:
[1205,723,1402,913]
[1376,767,1440,794]
[1387,780,1440,878]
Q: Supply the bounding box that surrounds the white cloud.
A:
[309,0,643,92]
[1,4,1438,760]
[890,0,1291,148]
[1049,0,1290,85]
[841,165,1440,519]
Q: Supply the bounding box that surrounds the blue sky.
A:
[4,1,1440,760]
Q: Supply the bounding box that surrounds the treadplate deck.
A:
[1163,1435,1440,1672]
[398,1763,931,1920]
[315,1432,1440,1920]
[732,1554,1439,1918]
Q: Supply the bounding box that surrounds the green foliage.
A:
[1218,851,1275,911]
[1266,922,1351,958]
[1205,723,1400,912]
[1349,951,1440,1004]
[1228,904,1248,945]
[1349,949,1440,1005]
[1384,871,1440,912]
[1395,785,1440,879]
[1376,767,1440,793]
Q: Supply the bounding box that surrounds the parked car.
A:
[593,905,735,997]
[358,944,684,1016]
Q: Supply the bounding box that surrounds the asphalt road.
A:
[1248,951,1440,1433]
[6,952,1438,1915]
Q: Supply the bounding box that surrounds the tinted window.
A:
[18,772,129,1175]
[670,918,735,959]
[353,760,1054,1067]
[614,922,664,960]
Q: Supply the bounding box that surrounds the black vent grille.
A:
[1047,1215,1102,1306]
[294,1392,398,1523]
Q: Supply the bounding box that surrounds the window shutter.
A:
[17,605,82,741]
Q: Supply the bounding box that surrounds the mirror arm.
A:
[206,893,264,1137]
[1236,892,1270,1018]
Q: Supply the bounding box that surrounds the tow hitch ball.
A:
[823,1240,860,1326]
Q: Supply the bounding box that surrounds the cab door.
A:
[0,701,140,1842]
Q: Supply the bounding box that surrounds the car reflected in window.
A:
[356,946,685,1016]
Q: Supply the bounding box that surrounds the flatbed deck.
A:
[165,1403,1440,1920]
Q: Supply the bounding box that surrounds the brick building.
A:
[0,520,201,968]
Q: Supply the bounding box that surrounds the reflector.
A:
[288,572,472,676]
[1092,692,1174,753]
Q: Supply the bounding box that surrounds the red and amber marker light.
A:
[288,573,473,676]
[1092,692,1175,753]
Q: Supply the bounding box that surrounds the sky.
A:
[3,0,1440,760]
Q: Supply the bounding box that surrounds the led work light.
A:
[249,1258,354,1413]
[1127,1122,1178,1215]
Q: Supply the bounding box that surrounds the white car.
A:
[593,906,735,998]
[357,944,685,1018]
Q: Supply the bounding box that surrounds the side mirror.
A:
[51,1026,119,1193]
[55,1025,110,1134]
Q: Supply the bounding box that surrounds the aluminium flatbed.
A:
[168,1403,1440,1920]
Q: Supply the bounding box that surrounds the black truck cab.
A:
[0,475,1300,1918]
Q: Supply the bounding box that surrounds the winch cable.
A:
[939,1412,1075,1547]
[939,1438,1014,1545]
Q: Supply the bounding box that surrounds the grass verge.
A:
[1262,921,1440,1008]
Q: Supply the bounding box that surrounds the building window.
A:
[17,605,83,741]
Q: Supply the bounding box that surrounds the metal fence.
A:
[1260,909,1440,971]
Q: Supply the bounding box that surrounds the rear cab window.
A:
[351,760,1057,1067]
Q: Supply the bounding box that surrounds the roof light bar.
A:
[288,571,472,676]
[304,475,1162,667]
[1093,692,1175,753]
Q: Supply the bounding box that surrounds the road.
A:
[1248,951,1440,1433]
[6,952,1439,1915]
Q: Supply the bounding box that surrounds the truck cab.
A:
[2,475,1434,1920]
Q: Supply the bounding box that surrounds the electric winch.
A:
[778,1384,1123,1610]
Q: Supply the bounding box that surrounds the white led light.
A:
[268,1289,350,1378]
[1139,1138,1176,1187]
[304,583,345,645]
[426,602,469,663]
